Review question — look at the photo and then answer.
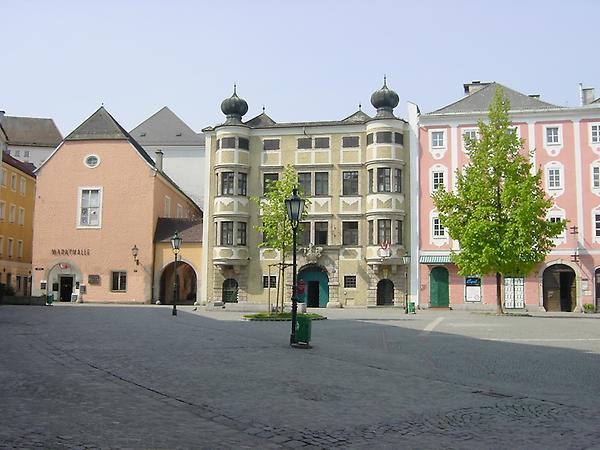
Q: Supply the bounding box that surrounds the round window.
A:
[84,154,100,168]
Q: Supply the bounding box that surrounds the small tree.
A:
[251,165,309,311]
[432,87,566,314]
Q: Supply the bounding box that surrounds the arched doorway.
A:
[222,278,239,303]
[298,265,329,308]
[543,264,576,312]
[430,266,449,307]
[377,279,394,305]
[160,261,197,305]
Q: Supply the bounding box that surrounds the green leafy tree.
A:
[251,165,309,311]
[432,87,566,314]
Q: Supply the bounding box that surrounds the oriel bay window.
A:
[368,220,374,245]
[368,169,374,193]
[315,172,329,196]
[220,221,234,245]
[237,173,247,196]
[342,222,359,246]
[315,222,328,245]
[394,168,402,193]
[237,222,247,246]
[298,172,312,196]
[342,171,359,195]
[396,220,403,245]
[377,168,391,192]
[221,171,235,195]
[377,219,391,244]
[219,221,247,246]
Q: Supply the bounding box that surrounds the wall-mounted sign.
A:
[79,285,87,294]
[465,277,481,302]
[88,275,100,285]
[51,248,90,256]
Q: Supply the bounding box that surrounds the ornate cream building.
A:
[201,81,415,308]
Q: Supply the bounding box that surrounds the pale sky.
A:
[3,0,599,136]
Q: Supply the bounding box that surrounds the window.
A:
[376,131,393,144]
[18,208,24,225]
[299,222,311,246]
[298,173,312,196]
[433,217,446,237]
[368,220,374,245]
[263,276,277,288]
[396,220,403,245]
[8,238,13,257]
[164,196,171,217]
[176,204,184,218]
[315,172,329,196]
[263,139,280,150]
[221,137,236,148]
[14,150,20,157]
[342,136,359,148]
[463,129,477,150]
[377,219,391,244]
[216,139,221,149]
[263,173,279,194]
[17,240,23,258]
[0,202,4,221]
[237,173,247,196]
[111,271,127,292]
[238,137,249,150]
[342,222,359,245]
[394,168,402,193]
[0,169,6,186]
[377,168,391,192]
[84,155,100,168]
[221,171,234,195]
[593,166,600,189]
[314,137,329,149]
[431,131,444,148]
[596,214,600,238]
[549,216,565,239]
[394,132,404,145]
[220,221,234,245]
[344,275,357,288]
[16,276,21,291]
[367,133,374,145]
[342,171,359,195]
[315,222,328,245]
[297,137,312,149]
[8,204,15,223]
[237,222,247,246]
[11,174,17,191]
[0,236,3,255]
[432,171,445,191]
[546,127,559,145]
[592,125,600,144]
[368,169,374,193]
[19,177,26,195]
[79,188,101,227]
[547,167,562,189]
[24,150,30,158]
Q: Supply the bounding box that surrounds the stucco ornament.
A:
[302,243,323,264]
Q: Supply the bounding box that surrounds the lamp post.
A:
[285,188,305,345]
[171,231,182,316]
[131,245,139,265]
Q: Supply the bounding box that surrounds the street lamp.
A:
[171,231,182,316]
[285,188,305,345]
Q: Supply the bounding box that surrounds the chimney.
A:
[463,81,490,96]
[155,150,163,171]
[582,87,596,106]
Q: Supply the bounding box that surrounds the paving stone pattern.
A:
[1,306,600,449]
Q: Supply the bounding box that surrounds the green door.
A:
[430,267,449,307]
[298,269,329,308]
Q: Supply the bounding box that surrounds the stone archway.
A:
[160,261,197,305]
[543,264,576,312]
[298,265,329,308]
[376,279,394,306]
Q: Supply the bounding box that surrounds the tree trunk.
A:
[496,272,504,315]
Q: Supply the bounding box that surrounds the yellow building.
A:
[0,152,36,296]
[202,81,412,308]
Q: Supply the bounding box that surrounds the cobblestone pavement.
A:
[2,305,600,449]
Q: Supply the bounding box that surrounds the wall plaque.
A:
[88,275,100,285]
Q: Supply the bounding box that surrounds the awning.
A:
[419,255,452,264]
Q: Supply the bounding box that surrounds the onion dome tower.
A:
[221,84,249,124]
[370,76,400,119]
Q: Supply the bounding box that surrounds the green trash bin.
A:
[408,302,416,314]
[46,294,53,306]
[296,316,312,344]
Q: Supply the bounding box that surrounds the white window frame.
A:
[0,201,5,221]
[8,204,16,223]
[77,187,103,229]
[164,196,171,217]
[544,125,562,146]
[17,240,23,258]
[176,204,184,218]
[591,163,600,192]
[111,271,127,292]
[594,210,600,243]
[545,162,564,193]
[18,207,25,225]
[462,128,478,152]
[432,216,446,238]
[1,168,7,186]
[0,236,3,256]
[19,177,26,195]
[430,130,445,149]
[10,174,17,191]
[590,123,600,145]
[548,210,566,243]
[430,165,447,192]
[7,238,13,257]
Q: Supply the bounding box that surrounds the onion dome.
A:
[370,76,399,119]
[221,84,248,124]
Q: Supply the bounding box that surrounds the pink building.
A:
[416,82,600,312]
[31,107,201,303]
